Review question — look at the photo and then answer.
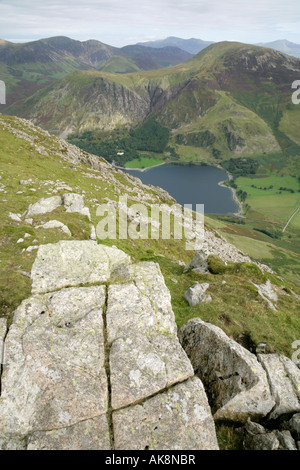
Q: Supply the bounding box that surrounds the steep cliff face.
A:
[14,72,190,138]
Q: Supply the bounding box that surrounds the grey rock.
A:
[184,283,212,306]
[113,377,219,450]
[183,250,209,274]
[0,287,108,443]
[26,245,39,253]
[26,416,110,450]
[179,318,275,423]
[31,240,131,294]
[1,241,219,450]
[244,419,267,435]
[244,430,280,450]
[258,354,300,420]
[8,212,22,222]
[62,193,91,220]
[275,430,297,450]
[107,266,194,409]
[289,413,300,436]
[26,196,63,217]
[36,220,72,237]
[252,280,278,311]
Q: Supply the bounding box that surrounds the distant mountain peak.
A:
[137,36,214,55]
[257,39,300,58]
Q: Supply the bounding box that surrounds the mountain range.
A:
[258,39,300,58]
[5,40,299,167]
[137,36,214,54]
[0,36,193,108]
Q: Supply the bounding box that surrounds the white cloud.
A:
[0,0,299,46]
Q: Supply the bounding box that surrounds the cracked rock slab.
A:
[27,415,110,450]
[113,377,219,450]
[107,278,194,410]
[0,286,108,444]
[31,240,131,294]
[179,318,275,423]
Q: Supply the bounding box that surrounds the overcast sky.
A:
[1,0,300,47]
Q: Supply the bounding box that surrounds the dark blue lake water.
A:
[125,164,239,215]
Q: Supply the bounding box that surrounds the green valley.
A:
[2,40,300,284]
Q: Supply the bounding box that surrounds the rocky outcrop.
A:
[25,193,91,220]
[252,280,278,311]
[179,318,275,423]
[179,317,300,439]
[0,241,219,450]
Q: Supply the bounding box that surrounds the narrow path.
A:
[282,203,300,233]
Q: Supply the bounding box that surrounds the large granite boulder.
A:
[0,241,219,450]
[179,318,275,423]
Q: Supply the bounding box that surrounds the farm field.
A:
[235,175,300,227]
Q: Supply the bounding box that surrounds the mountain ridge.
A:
[0,35,193,108]
[8,41,300,164]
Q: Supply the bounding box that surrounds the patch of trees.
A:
[251,184,273,190]
[67,118,170,166]
[129,118,170,153]
[236,189,248,202]
[253,227,282,239]
[175,130,216,148]
[223,158,259,176]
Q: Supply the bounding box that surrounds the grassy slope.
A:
[0,114,299,361]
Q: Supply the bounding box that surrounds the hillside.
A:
[0,113,300,450]
[0,112,299,351]
[9,41,300,166]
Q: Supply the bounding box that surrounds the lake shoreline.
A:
[120,161,242,216]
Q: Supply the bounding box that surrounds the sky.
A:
[1,0,300,47]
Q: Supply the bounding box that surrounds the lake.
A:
[124,163,239,215]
